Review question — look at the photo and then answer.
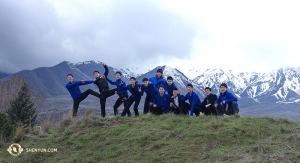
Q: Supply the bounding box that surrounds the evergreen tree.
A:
[6,82,37,130]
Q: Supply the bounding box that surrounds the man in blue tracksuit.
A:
[179,83,203,116]
[66,74,100,117]
[121,77,143,116]
[214,83,239,116]
[149,68,166,94]
[141,78,156,114]
[152,86,172,115]
[107,71,131,116]
[156,76,177,96]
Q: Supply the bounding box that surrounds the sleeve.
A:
[66,81,82,89]
[167,95,172,103]
[173,83,177,89]
[189,94,197,116]
[83,80,94,85]
[103,65,109,77]
[122,85,129,90]
[152,95,157,105]
[138,84,144,96]
[106,78,116,85]
[149,76,154,83]
[200,97,206,108]
[178,94,188,102]
[211,95,218,105]
[156,80,162,87]
[225,93,238,103]
[214,94,221,105]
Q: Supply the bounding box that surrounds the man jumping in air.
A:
[93,62,128,118]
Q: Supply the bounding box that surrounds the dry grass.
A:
[59,111,74,130]
[13,123,25,143]
[42,117,51,133]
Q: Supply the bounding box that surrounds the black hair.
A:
[142,78,148,82]
[159,85,165,89]
[205,87,212,91]
[186,83,193,88]
[67,74,73,77]
[93,70,99,74]
[157,69,163,74]
[115,71,122,76]
[220,83,228,88]
[167,76,173,81]
[173,88,178,91]
[130,77,136,81]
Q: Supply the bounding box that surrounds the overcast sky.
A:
[0,0,299,74]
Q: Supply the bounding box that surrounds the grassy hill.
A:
[1,113,300,163]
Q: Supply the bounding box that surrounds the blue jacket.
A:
[66,80,94,100]
[141,84,156,103]
[153,94,171,111]
[179,91,202,116]
[156,80,177,96]
[149,75,166,93]
[123,84,143,100]
[214,91,238,108]
[107,78,128,96]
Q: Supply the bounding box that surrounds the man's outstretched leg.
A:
[72,89,100,117]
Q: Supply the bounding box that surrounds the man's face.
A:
[156,72,162,78]
[186,86,193,93]
[167,80,172,86]
[67,75,73,82]
[115,73,121,80]
[143,81,149,87]
[94,72,100,78]
[220,86,227,93]
[205,89,211,96]
[130,79,136,85]
[159,87,165,94]
[173,90,178,97]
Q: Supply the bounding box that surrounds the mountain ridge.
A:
[1,60,300,120]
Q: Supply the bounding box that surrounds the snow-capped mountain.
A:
[2,60,300,119]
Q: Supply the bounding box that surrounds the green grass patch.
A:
[1,114,300,162]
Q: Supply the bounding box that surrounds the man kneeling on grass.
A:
[152,86,172,115]
[214,83,240,116]
[179,83,203,116]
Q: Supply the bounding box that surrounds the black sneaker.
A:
[121,97,129,102]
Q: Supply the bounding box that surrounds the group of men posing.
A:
[66,62,240,117]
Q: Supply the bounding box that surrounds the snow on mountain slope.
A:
[63,61,300,104]
[179,68,204,80]
[114,67,142,79]
[192,68,247,95]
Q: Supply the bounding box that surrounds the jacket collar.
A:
[221,91,228,96]
[206,93,212,98]
[155,75,163,80]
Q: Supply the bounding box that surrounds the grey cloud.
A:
[0,0,197,73]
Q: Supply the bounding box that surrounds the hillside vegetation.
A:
[1,112,300,163]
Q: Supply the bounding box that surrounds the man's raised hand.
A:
[101,62,106,66]
[119,81,124,85]
[138,87,142,92]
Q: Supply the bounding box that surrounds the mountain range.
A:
[1,60,299,120]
